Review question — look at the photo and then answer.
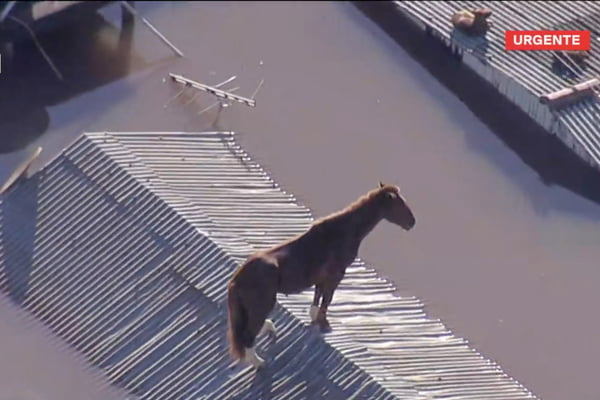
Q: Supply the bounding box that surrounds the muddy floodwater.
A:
[0,296,130,400]
[1,2,599,400]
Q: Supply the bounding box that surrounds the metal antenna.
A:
[169,73,256,107]
[197,87,240,116]
[250,79,265,101]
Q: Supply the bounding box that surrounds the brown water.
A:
[0,295,130,400]
[1,2,599,399]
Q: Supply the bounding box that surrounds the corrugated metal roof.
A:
[0,133,403,400]
[555,98,600,164]
[392,1,600,169]
[105,131,538,399]
[0,131,539,399]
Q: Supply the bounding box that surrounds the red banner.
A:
[505,30,591,51]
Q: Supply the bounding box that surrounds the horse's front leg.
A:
[310,285,322,323]
[315,275,342,332]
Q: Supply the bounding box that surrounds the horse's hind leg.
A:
[259,318,276,338]
[241,288,276,368]
[238,261,278,368]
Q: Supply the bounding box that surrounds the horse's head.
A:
[376,181,416,231]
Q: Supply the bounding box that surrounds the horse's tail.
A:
[227,280,246,361]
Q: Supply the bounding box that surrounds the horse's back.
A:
[231,226,330,295]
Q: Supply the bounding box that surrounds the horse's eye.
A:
[386,192,397,200]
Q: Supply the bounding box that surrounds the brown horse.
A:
[226,182,416,368]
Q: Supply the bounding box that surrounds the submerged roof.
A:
[0,131,538,399]
[394,1,600,168]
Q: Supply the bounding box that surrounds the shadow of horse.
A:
[237,362,275,400]
[0,5,156,154]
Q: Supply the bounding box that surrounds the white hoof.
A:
[259,319,276,337]
[309,305,319,322]
[243,346,265,368]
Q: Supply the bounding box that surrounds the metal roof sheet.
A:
[395,1,600,95]
[393,1,600,170]
[0,131,539,399]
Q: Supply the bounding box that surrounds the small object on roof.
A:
[539,77,600,109]
[450,7,492,36]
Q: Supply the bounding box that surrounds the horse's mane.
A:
[312,186,384,226]
[267,185,394,250]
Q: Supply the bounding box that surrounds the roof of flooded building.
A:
[394,1,600,168]
[0,1,113,29]
[0,131,538,399]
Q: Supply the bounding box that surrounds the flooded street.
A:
[0,296,130,400]
[1,2,599,399]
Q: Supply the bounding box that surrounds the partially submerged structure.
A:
[0,1,182,81]
[0,1,114,34]
[393,1,600,172]
[1,131,539,399]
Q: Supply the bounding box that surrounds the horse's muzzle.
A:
[404,216,416,231]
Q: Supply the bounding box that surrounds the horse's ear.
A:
[379,181,385,188]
